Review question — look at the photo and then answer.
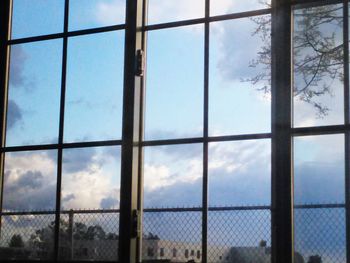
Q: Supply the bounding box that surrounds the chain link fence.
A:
[0,204,346,262]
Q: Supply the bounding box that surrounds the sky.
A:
[1,0,347,262]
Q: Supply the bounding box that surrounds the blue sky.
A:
[2,0,347,261]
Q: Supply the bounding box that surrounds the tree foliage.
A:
[248,1,343,117]
[308,254,322,263]
[28,218,118,252]
[8,234,25,248]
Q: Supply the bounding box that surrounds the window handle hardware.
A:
[136,49,145,77]
[132,209,141,238]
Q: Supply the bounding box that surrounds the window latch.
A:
[136,49,145,76]
[132,209,141,238]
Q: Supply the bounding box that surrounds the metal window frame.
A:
[0,0,349,262]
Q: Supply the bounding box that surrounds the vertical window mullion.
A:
[271,0,294,262]
[203,0,210,262]
[137,0,148,261]
[0,0,11,240]
[343,1,350,263]
[119,0,144,262]
[54,0,69,260]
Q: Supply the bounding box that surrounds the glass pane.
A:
[209,16,271,136]
[211,0,270,16]
[64,31,124,142]
[61,146,121,210]
[0,215,55,260]
[294,134,345,263]
[6,41,62,146]
[294,208,345,263]
[2,151,57,212]
[142,211,201,262]
[145,25,204,140]
[209,139,271,206]
[69,0,126,31]
[11,0,64,39]
[293,4,344,127]
[143,144,202,208]
[59,212,119,261]
[208,210,271,262]
[294,135,344,205]
[148,0,204,25]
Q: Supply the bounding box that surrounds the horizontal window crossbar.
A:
[144,8,271,31]
[8,24,126,45]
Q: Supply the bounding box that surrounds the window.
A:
[0,1,348,263]
[185,249,189,258]
[147,247,154,257]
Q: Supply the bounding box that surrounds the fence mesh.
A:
[0,205,346,262]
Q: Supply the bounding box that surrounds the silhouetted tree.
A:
[8,234,24,248]
[308,254,322,263]
[247,1,343,117]
[143,232,160,240]
[28,218,118,252]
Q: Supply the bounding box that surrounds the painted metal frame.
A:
[0,0,349,262]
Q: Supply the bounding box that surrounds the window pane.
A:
[143,144,202,208]
[294,135,345,262]
[145,25,204,140]
[2,151,57,212]
[142,211,201,262]
[208,210,271,262]
[11,0,64,39]
[59,212,119,261]
[294,135,344,205]
[64,31,124,142]
[209,139,271,206]
[293,4,344,127]
[210,0,270,16]
[61,146,121,210]
[294,208,345,263]
[147,0,204,25]
[0,215,55,260]
[6,41,62,146]
[208,139,271,262]
[209,16,271,136]
[69,0,125,31]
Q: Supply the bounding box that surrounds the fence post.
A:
[68,210,74,260]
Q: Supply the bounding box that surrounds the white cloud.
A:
[95,0,126,25]
[61,149,120,210]
[144,157,202,192]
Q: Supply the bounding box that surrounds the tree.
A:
[247,1,343,117]
[8,234,24,248]
[308,254,322,263]
[28,218,118,253]
[143,232,160,240]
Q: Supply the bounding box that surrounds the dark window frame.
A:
[0,0,349,263]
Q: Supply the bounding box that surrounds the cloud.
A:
[61,147,121,210]
[94,0,126,25]
[62,193,75,203]
[213,16,270,82]
[9,45,28,87]
[63,147,97,173]
[3,151,57,211]
[15,171,44,189]
[100,196,119,209]
[7,100,22,129]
